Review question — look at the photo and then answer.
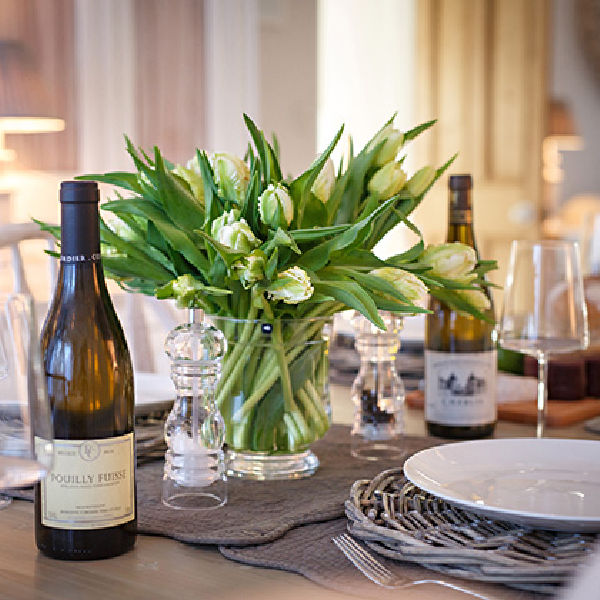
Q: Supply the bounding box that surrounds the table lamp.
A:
[0,40,64,162]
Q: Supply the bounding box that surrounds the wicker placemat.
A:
[345,468,598,594]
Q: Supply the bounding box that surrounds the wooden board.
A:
[406,390,600,427]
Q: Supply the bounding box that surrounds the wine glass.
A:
[0,293,53,506]
[499,240,589,437]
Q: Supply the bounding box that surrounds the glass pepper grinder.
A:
[162,317,228,509]
[350,311,406,461]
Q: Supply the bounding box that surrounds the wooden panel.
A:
[490,0,527,181]
[1,0,77,171]
[134,0,204,163]
[415,0,549,291]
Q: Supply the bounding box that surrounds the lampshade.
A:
[547,99,579,138]
[0,40,64,161]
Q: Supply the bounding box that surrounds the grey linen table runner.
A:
[135,424,438,545]
[220,518,540,600]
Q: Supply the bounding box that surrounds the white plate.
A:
[404,438,600,532]
[134,372,174,416]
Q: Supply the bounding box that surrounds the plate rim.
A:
[403,437,600,525]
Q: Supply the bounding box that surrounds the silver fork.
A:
[332,533,494,599]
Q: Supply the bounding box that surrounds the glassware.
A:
[350,312,405,460]
[162,319,227,509]
[0,293,53,506]
[499,240,589,437]
[210,316,331,480]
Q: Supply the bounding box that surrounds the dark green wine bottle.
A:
[425,175,497,439]
[35,181,136,560]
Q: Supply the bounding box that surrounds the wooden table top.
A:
[2,383,594,600]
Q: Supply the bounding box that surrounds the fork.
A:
[332,533,493,599]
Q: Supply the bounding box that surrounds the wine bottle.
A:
[425,174,497,439]
[35,181,136,560]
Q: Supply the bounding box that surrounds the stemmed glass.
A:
[0,293,53,506]
[499,240,589,438]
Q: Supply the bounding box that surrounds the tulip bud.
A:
[370,267,428,308]
[173,156,205,204]
[266,266,314,304]
[210,209,240,239]
[457,288,491,312]
[171,274,204,308]
[214,213,260,254]
[258,183,294,229]
[311,158,335,204]
[212,152,250,204]
[420,243,477,279]
[236,249,266,288]
[407,165,436,197]
[368,124,405,166]
[368,162,407,200]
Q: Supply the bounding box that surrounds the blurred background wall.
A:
[0,0,599,362]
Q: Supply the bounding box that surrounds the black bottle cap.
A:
[60,181,99,204]
[449,174,472,191]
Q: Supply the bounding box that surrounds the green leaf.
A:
[289,223,350,242]
[290,124,344,227]
[197,149,222,225]
[99,218,176,281]
[101,255,165,284]
[298,195,397,271]
[33,218,60,241]
[369,291,430,314]
[386,240,425,265]
[403,119,437,142]
[194,229,246,268]
[328,267,411,304]
[430,287,495,323]
[299,193,328,228]
[243,114,282,184]
[154,146,204,230]
[262,228,300,256]
[313,279,384,328]
[103,198,210,274]
[265,247,279,280]
[328,249,386,269]
[76,171,142,193]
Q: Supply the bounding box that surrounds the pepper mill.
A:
[350,311,406,460]
[162,320,227,509]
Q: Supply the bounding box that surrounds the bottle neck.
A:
[447,188,476,249]
[58,200,106,296]
[60,201,101,261]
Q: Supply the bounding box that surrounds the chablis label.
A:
[425,350,497,426]
[37,433,135,530]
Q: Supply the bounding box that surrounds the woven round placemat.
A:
[346,468,598,594]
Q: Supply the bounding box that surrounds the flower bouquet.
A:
[39,115,496,479]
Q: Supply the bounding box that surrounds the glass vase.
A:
[210,316,331,480]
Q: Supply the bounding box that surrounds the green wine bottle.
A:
[35,181,136,560]
[425,175,497,439]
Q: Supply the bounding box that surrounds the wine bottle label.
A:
[37,433,135,530]
[449,208,472,224]
[425,350,497,425]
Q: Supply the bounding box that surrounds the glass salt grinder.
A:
[350,311,406,460]
[162,314,228,509]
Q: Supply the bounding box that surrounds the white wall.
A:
[552,0,600,205]
[317,0,415,159]
[317,0,417,258]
